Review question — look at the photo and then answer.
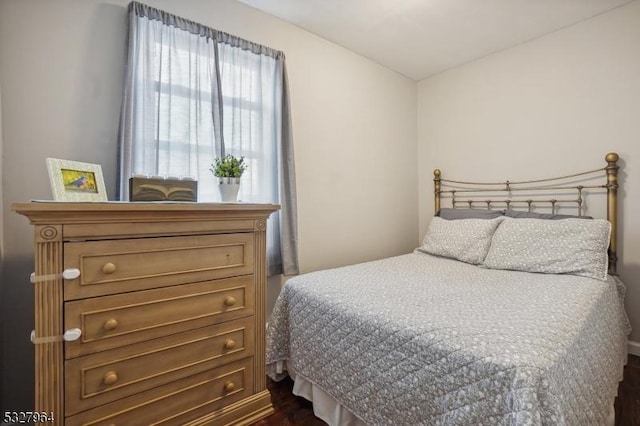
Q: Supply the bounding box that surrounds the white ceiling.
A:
[236,0,633,80]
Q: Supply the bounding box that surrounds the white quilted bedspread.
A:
[266,252,630,425]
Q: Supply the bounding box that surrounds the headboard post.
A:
[434,169,441,214]
[605,152,619,275]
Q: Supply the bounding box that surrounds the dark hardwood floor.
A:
[617,354,640,426]
[255,355,640,425]
[253,376,327,426]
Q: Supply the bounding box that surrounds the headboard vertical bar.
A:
[577,187,583,217]
[434,169,441,214]
[606,153,619,275]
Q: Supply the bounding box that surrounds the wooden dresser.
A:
[12,202,279,426]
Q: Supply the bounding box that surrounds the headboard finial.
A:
[434,169,441,214]
[606,152,619,163]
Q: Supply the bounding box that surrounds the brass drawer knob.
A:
[103,371,119,386]
[102,262,117,274]
[223,381,235,393]
[103,319,118,331]
[224,339,236,350]
[224,296,236,307]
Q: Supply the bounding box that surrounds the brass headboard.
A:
[433,153,620,275]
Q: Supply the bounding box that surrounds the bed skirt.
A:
[283,361,367,426]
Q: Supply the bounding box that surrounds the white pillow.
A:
[418,216,505,265]
[483,217,611,280]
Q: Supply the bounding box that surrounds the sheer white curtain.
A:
[217,42,282,270]
[119,9,222,200]
[119,2,299,275]
[218,43,278,204]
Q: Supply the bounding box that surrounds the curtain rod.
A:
[128,1,285,59]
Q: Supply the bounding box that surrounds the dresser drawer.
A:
[65,317,255,415]
[65,276,254,358]
[65,357,254,426]
[64,233,254,300]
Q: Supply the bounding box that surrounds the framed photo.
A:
[46,158,108,202]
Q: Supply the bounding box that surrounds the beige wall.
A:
[0,0,417,410]
[418,1,640,342]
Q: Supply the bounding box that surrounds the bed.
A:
[266,153,630,426]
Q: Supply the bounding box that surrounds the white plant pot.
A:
[217,177,241,202]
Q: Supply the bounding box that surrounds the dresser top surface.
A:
[13,201,279,212]
[12,202,280,225]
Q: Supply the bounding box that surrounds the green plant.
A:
[210,154,247,178]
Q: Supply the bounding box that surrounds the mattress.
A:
[266,252,630,425]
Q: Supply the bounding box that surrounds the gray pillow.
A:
[483,217,610,280]
[438,208,505,220]
[419,216,505,265]
[505,210,593,220]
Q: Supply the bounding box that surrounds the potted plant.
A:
[210,154,247,202]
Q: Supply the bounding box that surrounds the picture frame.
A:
[46,158,108,202]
